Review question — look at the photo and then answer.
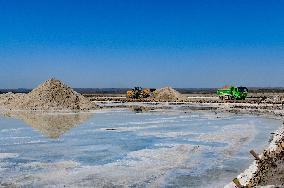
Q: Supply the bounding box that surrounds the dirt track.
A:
[84,92,284,118]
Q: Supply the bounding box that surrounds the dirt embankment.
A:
[0,78,97,111]
[225,123,284,188]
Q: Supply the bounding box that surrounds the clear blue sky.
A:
[0,0,283,88]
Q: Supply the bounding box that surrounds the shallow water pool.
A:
[0,109,281,188]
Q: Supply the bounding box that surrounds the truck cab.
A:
[217,86,248,100]
[233,87,248,100]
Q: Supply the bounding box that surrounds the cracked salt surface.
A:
[0,110,281,187]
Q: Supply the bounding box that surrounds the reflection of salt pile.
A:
[154,87,184,102]
[4,78,95,111]
[5,112,92,139]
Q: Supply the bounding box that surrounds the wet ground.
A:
[0,109,281,188]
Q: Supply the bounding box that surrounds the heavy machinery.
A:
[217,86,248,100]
[127,87,156,99]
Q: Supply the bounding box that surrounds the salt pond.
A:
[0,109,281,187]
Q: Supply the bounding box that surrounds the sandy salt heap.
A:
[1,78,96,111]
[154,87,184,102]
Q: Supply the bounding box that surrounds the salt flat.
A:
[0,109,281,187]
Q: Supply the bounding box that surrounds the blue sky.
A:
[0,0,283,88]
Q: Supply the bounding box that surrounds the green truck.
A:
[217,86,248,100]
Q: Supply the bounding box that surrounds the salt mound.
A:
[154,87,184,101]
[8,78,95,111]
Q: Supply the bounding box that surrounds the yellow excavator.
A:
[127,87,156,99]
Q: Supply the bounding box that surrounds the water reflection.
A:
[3,112,92,139]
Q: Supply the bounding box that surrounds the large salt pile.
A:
[154,87,184,102]
[6,78,95,111]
